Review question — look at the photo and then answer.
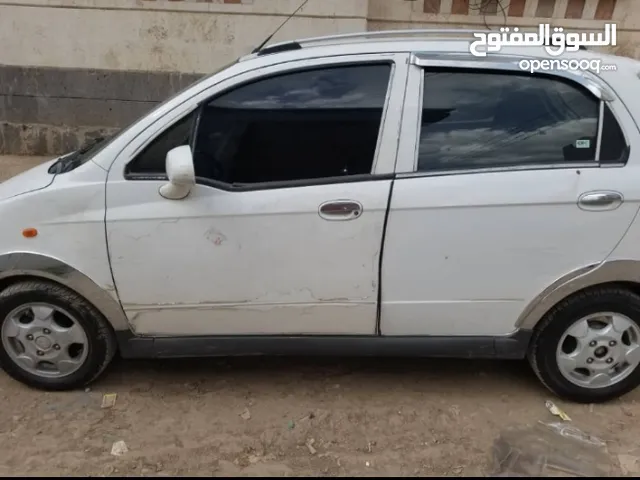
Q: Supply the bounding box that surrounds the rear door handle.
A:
[319,200,363,221]
[578,191,623,211]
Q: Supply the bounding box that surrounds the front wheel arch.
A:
[0,252,131,333]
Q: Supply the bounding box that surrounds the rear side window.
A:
[417,70,604,172]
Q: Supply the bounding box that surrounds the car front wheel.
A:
[0,280,116,391]
[529,286,640,403]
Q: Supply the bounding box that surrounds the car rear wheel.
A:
[529,286,640,403]
[0,280,116,391]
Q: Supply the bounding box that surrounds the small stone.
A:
[365,461,371,467]
[85,387,91,393]
[110,440,128,456]
[101,393,117,409]
[619,454,640,475]
[306,439,317,455]
[240,408,251,421]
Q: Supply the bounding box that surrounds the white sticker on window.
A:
[575,139,591,149]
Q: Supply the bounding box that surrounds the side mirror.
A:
[159,145,195,200]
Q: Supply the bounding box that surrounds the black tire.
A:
[0,280,117,391]
[529,286,640,403]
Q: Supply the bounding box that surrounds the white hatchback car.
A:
[1,30,639,403]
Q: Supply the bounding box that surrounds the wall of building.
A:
[368,0,640,58]
[0,0,368,155]
[1,0,638,155]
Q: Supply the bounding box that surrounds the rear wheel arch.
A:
[529,280,640,334]
[517,260,640,332]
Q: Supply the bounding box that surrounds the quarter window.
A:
[126,112,196,175]
[417,70,604,172]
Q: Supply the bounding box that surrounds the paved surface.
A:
[0,156,639,476]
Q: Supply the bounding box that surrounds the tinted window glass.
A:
[192,64,391,185]
[600,104,627,162]
[127,112,196,174]
[417,70,600,172]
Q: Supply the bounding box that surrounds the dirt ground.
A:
[1,156,640,477]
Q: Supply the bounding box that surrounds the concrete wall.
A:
[368,0,640,58]
[1,0,638,155]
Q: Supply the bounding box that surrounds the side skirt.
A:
[116,329,532,360]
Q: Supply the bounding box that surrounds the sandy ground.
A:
[1,156,640,477]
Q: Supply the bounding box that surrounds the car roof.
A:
[237,29,626,68]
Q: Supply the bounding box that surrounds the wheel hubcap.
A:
[556,312,640,389]
[1,303,88,378]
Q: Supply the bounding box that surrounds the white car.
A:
[0,29,638,403]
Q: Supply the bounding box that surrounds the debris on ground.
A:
[287,420,295,430]
[545,400,571,421]
[490,421,614,476]
[240,408,251,421]
[618,454,640,475]
[110,440,128,456]
[306,438,317,455]
[101,393,117,409]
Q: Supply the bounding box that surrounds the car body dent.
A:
[0,252,131,332]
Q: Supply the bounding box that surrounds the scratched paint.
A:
[106,177,391,336]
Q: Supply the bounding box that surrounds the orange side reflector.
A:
[22,228,38,238]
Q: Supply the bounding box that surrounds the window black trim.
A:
[124,60,395,188]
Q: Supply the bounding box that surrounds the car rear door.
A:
[380,54,640,337]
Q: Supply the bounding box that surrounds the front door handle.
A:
[578,191,624,211]
[319,200,363,220]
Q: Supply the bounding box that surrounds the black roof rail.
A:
[257,41,303,56]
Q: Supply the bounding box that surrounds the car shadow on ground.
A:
[98,356,543,396]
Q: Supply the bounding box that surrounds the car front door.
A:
[381,55,640,337]
[105,54,409,336]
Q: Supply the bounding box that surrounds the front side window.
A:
[192,63,392,185]
[417,69,603,172]
[127,64,392,184]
